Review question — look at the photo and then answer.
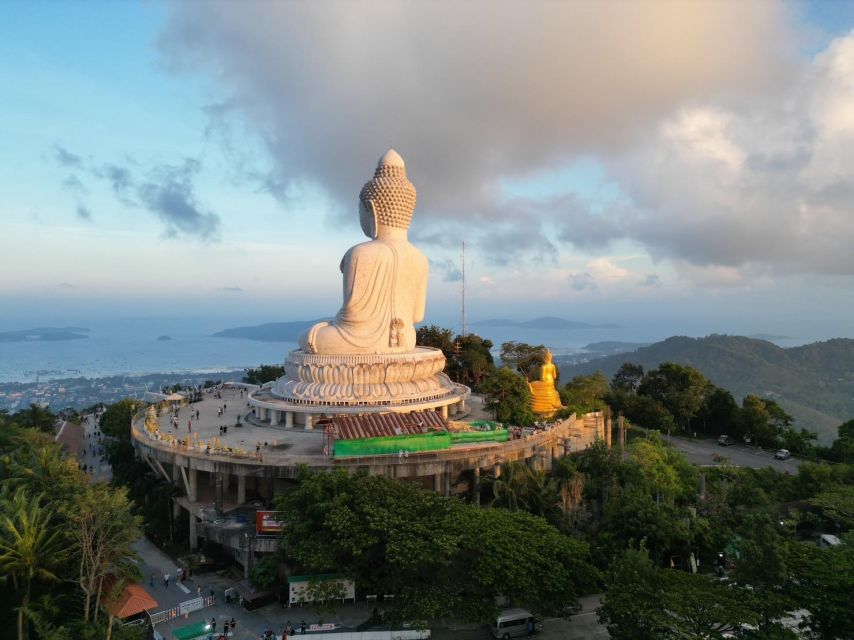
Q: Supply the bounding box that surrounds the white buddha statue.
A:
[299,149,428,355]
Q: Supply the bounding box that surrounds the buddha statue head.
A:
[359,149,417,239]
[544,349,553,364]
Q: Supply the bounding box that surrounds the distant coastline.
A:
[0,326,91,343]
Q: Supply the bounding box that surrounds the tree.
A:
[599,547,758,640]
[638,363,710,431]
[480,367,533,426]
[415,325,455,357]
[611,362,644,393]
[692,386,739,437]
[451,334,495,389]
[491,461,558,518]
[562,372,609,415]
[14,405,56,434]
[0,491,66,640]
[828,419,854,463]
[499,341,546,380]
[65,484,141,623]
[243,365,285,385]
[785,532,854,639]
[275,469,598,623]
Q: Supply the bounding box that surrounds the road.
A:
[661,432,802,473]
[431,594,608,639]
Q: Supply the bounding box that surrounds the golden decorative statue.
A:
[144,405,158,433]
[529,349,563,416]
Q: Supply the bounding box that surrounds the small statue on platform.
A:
[144,405,158,433]
[529,349,563,416]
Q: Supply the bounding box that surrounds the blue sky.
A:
[2,1,854,341]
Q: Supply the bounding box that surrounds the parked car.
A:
[774,448,791,460]
[718,435,734,446]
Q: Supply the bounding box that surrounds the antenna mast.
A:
[461,241,467,337]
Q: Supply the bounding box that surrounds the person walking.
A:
[177,567,183,583]
[300,620,306,634]
[149,573,155,588]
[164,572,170,588]
[229,618,236,634]
[210,617,216,634]
[223,621,229,637]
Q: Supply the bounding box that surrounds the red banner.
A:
[256,510,285,534]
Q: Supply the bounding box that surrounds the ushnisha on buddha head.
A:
[358,149,417,239]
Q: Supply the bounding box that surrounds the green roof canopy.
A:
[173,621,210,640]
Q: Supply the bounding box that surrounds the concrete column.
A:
[215,471,223,514]
[472,467,481,507]
[443,465,451,497]
[260,407,269,421]
[189,513,198,551]
[172,463,181,487]
[433,472,443,493]
[223,472,231,491]
[305,414,314,431]
[458,399,467,413]
[440,405,449,420]
[270,410,280,426]
[188,467,197,502]
[285,411,294,429]
[493,462,501,478]
[237,474,246,505]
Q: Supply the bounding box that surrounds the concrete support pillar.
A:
[172,463,180,486]
[605,409,612,449]
[443,466,451,497]
[433,472,443,493]
[237,474,246,505]
[493,462,501,478]
[189,513,198,551]
[449,403,457,416]
[440,405,449,420]
[285,411,294,429]
[188,467,197,502]
[458,399,467,413]
[618,414,626,449]
[472,467,481,507]
[223,473,231,491]
[305,414,314,431]
[270,410,280,426]
[215,471,223,514]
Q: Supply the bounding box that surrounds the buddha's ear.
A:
[368,200,378,238]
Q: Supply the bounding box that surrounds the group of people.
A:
[208,616,238,639]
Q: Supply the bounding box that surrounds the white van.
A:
[492,608,542,638]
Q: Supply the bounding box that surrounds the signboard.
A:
[256,510,285,535]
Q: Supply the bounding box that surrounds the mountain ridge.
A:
[556,334,854,443]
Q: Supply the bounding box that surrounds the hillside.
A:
[556,335,854,443]
[212,320,318,342]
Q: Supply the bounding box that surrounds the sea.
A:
[0,315,808,384]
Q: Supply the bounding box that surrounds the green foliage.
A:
[560,334,854,440]
[13,404,56,433]
[499,341,546,380]
[561,371,609,415]
[243,364,286,385]
[599,547,759,640]
[275,468,599,623]
[610,362,644,393]
[480,367,533,426]
[415,324,455,356]
[249,555,280,589]
[638,363,710,430]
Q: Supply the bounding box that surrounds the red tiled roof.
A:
[54,421,84,457]
[100,576,158,619]
[319,411,447,441]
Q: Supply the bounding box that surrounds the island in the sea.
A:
[0,327,90,343]
[212,320,319,342]
[156,335,172,342]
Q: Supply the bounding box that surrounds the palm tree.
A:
[0,491,66,640]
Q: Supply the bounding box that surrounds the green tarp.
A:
[450,429,509,444]
[173,621,209,640]
[333,427,509,457]
[334,431,450,457]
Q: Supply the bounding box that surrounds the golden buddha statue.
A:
[529,349,563,416]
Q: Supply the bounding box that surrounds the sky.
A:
[2,0,854,340]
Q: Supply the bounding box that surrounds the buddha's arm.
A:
[413,255,428,323]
